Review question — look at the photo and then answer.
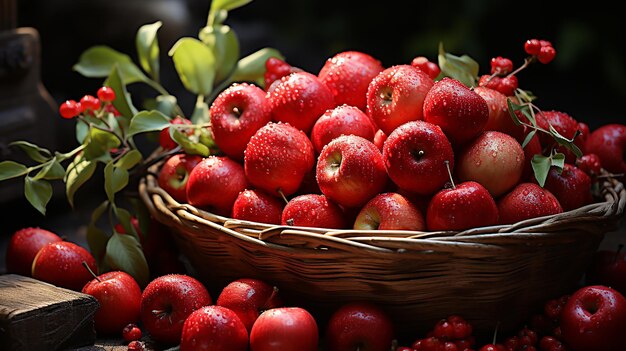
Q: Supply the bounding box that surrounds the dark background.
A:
[3,0,625,256]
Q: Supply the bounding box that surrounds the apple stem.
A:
[277,189,289,205]
[82,261,101,282]
[444,160,455,189]
[492,321,500,344]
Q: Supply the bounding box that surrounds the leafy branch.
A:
[0,0,283,286]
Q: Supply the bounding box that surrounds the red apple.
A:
[560,285,626,351]
[216,278,283,332]
[576,153,603,179]
[318,51,384,111]
[586,123,626,175]
[426,181,498,231]
[457,131,525,197]
[281,194,347,229]
[186,156,248,216]
[157,153,203,203]
[31,241,97,291]
[250,307,319,351]
[423,77,489,145]
[543,163,593,211]
[474,86,521,139]
[410,56,441,79]
[244,122,315,196]
[210,82,272,161]
[353,193,425,231]
[268,71,335,133]
[140,274,212,345]
[5,227,62,276]
[325,302,395,351]
[535,110,580,148]
[232,189,284,225]
[587,246,626,297]
[383,120,455,195]
[316,134,388,208]
[82,270,142,335]
[159,116,192,150]
[366,64,434,135]
[497,183,563,224]
[516,127,543,182]
[180,305,248,351]
[310,104,377,154]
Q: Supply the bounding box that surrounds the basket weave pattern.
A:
[140,162,625,334]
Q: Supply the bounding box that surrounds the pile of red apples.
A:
[157,51,625,232]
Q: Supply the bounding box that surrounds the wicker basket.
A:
[139,161,625,336]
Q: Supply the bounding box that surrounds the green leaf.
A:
[531,154,552,187]
[76,120,89,144]
[24,176,52,215]
[127,110,171,137]
[87,201,110,268]
[171,128,210,156]
[84,127,121,161]
[438,42,480,88]
[199,24,240,83]
[9,141,51,163]
[551,152,566,170]
[230,47,284,87]
[155,95,178,118]
[0,161,27,181]
[34,158,65,180]
[136,21,162,82]
[104,161,129,202]
[65,154,97,207]
[210,0,252,12]
[105,233,149,287]
[168,38,216,95]
[507,99,523,126]
[115,150,142,170]
[106,65,138,118]
[521,129,537,149]
[73,46,148,84]
[190,99,210,125]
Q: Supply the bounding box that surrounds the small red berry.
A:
[576,153,602,177]
[537,46,556,64]
[490,56,514,75]
[59,100,80,119]
[479,344,505,351]
[79,95,101,113]
[396,347,416,351]
[478,74,518,96]
[127,340,144,351]
[539,40,553,48]
[517,327,538,346]
[122,323,142,342]
[411,56,441,79]
[524,39,542,55]
[97,86,116,102]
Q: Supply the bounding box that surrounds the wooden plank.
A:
[0,274,99,351]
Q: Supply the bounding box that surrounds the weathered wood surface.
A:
[0,274,99,351]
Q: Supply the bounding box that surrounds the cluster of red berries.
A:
[122,323,144,350]
[478,38,557,97]
[58,86,116,119]
[529,295,571,351]
[524,39,557,64]
[396,315,476,351]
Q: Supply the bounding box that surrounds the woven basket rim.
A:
[140,157,626,255]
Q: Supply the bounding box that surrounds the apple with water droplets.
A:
[210,82,272,161]
[232,189,284,225]
[316,134,388,208]
[457,131,525,197]
[497,183,563,224]
[383,120,455,195]
[366,64,434,135]
[282,194,347,229]
[310,104,377,154]
[244,122,315,197]
[353,192,425,230]
[318,51,384,111]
